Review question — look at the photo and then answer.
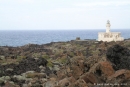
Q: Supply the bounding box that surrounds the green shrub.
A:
[47,60,53,67]
[26,73,45,78]
[32,53,41,58]
[58,57,67,64]
[17,56,26,62]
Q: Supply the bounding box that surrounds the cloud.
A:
[0,0,34,4]
[48,8,86,14]
[74,1,130,7]
[17,0,34,3]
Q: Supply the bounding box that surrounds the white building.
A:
[98,20,124,42]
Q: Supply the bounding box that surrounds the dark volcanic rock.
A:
[0,57,48,76]
[11,77,25,87]
[18,57,47,74]
[106,44,130,70]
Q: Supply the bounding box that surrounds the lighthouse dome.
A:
[107,20,110,24]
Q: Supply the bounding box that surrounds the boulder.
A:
[68,76,76,83]
[69,79,88,87]
[3,81,20,87]
[22,84,28,87]
[81,73,99,84]
[11,75,26,87]
[99,61,115,77]
[13,75,26,81]
[89,61,115,78]
[108,69,130,80]
[56,70,66,80]
[53,65,60,71]
[43,81,58,87]
[106,69,130,87]
[1,76,11,81]
[71,65,83,79]
[58,78,70,86]
[58,76,76,87]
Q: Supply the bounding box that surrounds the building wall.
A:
[98,32,124,42]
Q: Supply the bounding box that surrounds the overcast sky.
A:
[0,0,130,30]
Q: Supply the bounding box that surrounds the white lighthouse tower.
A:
[106,20,110,33]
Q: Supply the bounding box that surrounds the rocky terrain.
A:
[0,40,130,87]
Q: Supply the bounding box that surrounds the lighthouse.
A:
[98,20,124,42]
[106,20,111,33]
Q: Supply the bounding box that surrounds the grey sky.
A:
[0,0,130,30]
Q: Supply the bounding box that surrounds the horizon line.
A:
[0,29,130,31]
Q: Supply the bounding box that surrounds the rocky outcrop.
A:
[0,41,130,87]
